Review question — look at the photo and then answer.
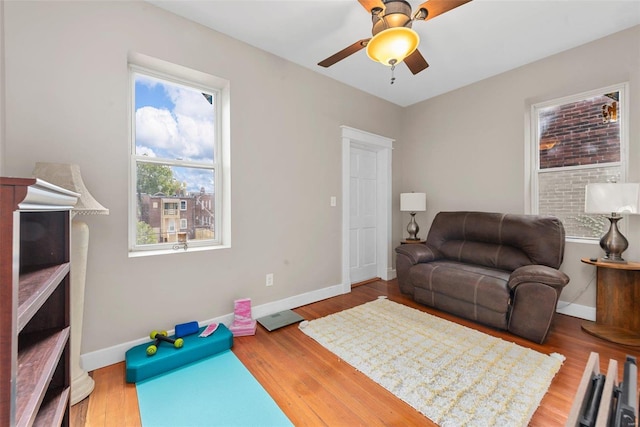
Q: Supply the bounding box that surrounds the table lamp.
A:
[400,192,426,241]
[585,182,639,263]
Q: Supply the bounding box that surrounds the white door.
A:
[349,147,378,283]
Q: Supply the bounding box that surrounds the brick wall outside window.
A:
[539,95,620,169]
[535,91,621,239]
[538,165,618,238]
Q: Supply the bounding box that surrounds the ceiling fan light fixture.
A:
[366,27,419,67]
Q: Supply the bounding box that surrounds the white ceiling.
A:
[148,0,640,107]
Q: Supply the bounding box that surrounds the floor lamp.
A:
[33,162,109,405]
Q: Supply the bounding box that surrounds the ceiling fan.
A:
[318,0,472,76]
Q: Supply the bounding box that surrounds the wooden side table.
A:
[401,239,426,244]
[580,257,640,346]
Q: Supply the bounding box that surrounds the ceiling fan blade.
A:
[318,39,370,68]
[404,49,429,75]
[358,0,384,13]
[415,0,472,21]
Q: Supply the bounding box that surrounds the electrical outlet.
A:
[266,273,274,287]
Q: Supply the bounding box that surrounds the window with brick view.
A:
[534,88,625,239]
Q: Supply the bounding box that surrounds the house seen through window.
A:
[130,68,221,251]
[531,84,627,239]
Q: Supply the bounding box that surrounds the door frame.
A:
[341,125,394,294]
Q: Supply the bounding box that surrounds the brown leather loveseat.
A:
[395,211,570,343]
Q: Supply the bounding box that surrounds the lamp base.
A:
[599,257,628,264]
[406,212,420,241]
[599,216,629,263]
[71,371,95,405]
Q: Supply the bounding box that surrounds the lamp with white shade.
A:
[585,182,639,263]
[32,162,109,405]
[400,192,426,241]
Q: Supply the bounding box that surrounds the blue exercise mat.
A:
[136,350,293,427]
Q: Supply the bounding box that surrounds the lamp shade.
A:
[585,183,640,215]
[366,27,419,66]
[33,162,109,215]
[400,193,426,212]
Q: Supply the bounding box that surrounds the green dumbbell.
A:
[146,330,184,356]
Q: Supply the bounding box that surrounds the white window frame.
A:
[180,200,187,211]
[525,83,629,242]
[128,53,231,256]
[180,218,188,230]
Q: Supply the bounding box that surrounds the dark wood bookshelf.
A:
[1,177,78,427]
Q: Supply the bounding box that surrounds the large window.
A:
[529,84,628,240]
[129,61,228,254]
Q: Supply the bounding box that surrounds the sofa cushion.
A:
[426,211,566,270]
[438,240,530,271]
[414,289,509,330]
[409,261,511,314]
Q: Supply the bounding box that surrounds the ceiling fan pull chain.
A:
[390,59,396,84]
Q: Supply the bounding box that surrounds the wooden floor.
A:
[71,279,639,426]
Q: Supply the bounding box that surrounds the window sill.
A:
[566,237,600,245]
[128,244,230,258]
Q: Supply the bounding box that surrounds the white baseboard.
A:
[384,268,396,280]
[82,283,592,372]
[81,282,346,372]
[556,301,596,321]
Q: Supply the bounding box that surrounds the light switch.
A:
[330,196,337,207]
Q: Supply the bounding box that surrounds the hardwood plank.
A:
[83,369,107,426]
[71,279,640,426]
[69,385,88,427]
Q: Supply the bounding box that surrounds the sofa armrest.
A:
[508,265,570,343]
[395,243,442,265]
[508,265,570,291]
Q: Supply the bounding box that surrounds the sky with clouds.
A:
[135,74,216,193]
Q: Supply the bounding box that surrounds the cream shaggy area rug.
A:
[299,297,564,427]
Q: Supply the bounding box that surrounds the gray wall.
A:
[3,1,402,358]
[396,25,640,312]
[3,0,639,363]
